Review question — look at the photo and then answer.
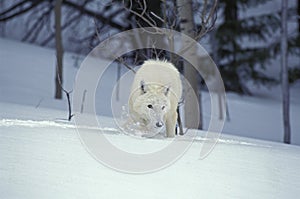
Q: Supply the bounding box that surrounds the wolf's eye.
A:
[147,104,153,109]
[162,106,165,110]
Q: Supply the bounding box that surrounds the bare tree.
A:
[55,0,63,99]
[281,0,291,144]
[298,0,300,33]
[0,0,130,53]
[176,0,218,129]
[176,0,202,129]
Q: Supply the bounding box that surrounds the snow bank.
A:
[0,102,300,198]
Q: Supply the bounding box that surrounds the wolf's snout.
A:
[156,122,164,128]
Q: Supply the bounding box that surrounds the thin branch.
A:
[22,3,54,42]
[80,90,87,113]
[0,0,31,17]
[116,63,121,101]
[28,16,46,43]
[55,58,74,121]
[40,11,82,46]
[40,0,92,46]
[150,11,165,24]
[0,0,41,21]
[195,0,218,40]
[162,0,167,28]
[206,0,218,24]
[123,0,157,28]
[140,0,147,16]
[201,0,208,25]
[115,56,136,74]
[173,0,218,64]
[64,0,129,30]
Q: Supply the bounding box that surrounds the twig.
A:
[22,3,54,42]
[123,0,157,28]
[0,0,41,21]
[116,63,121,101]
[80,89,87,113]
[114,56,136,74]
[41,12,82,46]
[55,57,74,121]
[63,0,129,30]
[150,11,164,24]
[35,97,44,109]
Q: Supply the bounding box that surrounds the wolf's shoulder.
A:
[141,59,179,74]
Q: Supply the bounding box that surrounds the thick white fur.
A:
[129,59,182,137]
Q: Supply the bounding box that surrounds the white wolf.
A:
[129,59,182,137]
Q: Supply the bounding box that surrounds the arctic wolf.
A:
[129,59,182,137]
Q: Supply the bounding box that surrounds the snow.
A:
[1,36,300,198]
[1,102,300,199]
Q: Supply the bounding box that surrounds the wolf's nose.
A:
[156,122,164,128]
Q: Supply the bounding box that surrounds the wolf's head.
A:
[131,81,171,132]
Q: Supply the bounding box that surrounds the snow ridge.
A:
[0,118,271,148]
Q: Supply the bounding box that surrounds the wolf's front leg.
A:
[166,111,177,137]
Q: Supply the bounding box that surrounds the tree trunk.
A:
[0,1,5,36]
[281,0,291,144]
[55,0,63,99]
[176,0,202,129]
[210,29,227,120]
[297,0,300,34]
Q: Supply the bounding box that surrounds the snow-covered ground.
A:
[1,102,300,199]
[1,38,300,198]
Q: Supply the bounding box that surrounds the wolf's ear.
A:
[164,86,170,96]
[140,80,146,94]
